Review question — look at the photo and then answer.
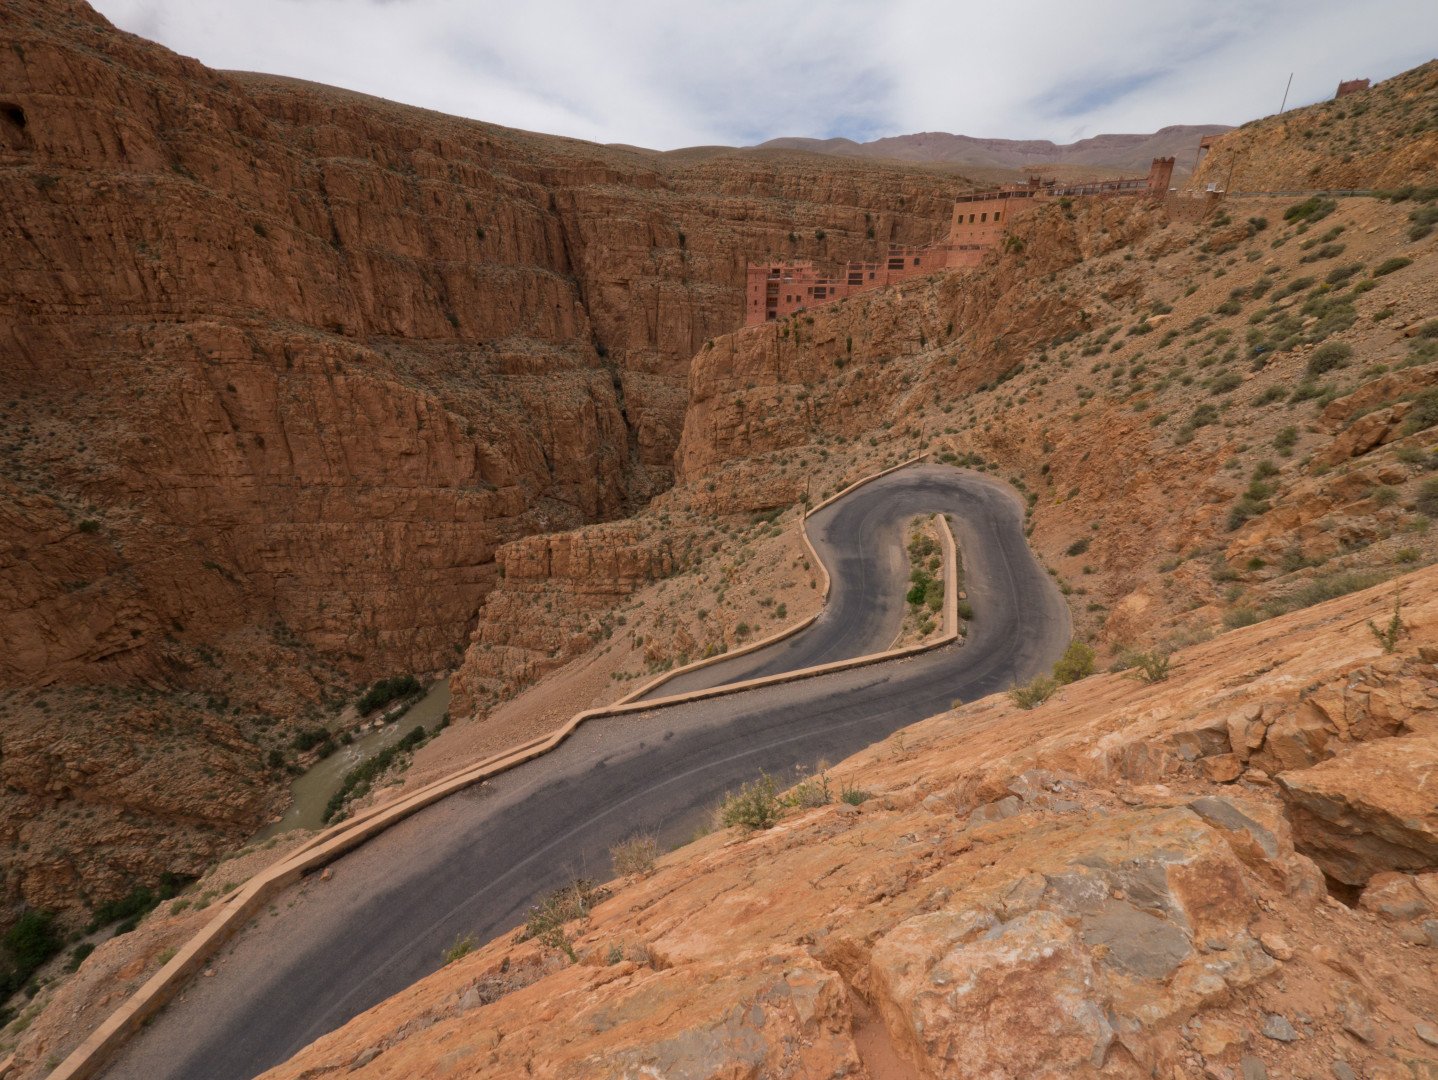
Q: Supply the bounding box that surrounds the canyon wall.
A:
[0,0,966,922]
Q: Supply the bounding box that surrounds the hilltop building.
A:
[1335,78,1371,98]
[744,157,1175,325]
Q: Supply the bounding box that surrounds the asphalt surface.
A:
[636,472,912,698]
[105,464,1070,1080]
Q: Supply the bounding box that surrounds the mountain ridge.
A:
[752,122,1232,177]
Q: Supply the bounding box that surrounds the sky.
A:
[90,0,1437,150]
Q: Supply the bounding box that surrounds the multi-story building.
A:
[743,158,1176,325]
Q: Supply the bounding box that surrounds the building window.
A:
[969,213,975,224]
[981,212,987,223]
[913,257,920,266]
[994,211,1002,223]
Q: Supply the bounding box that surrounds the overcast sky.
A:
[91,0,1436,149]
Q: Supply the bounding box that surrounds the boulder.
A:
[1276,733,1438,885]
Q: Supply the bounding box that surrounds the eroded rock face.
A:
[0,0,963,920]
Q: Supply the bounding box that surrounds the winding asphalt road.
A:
[105,464,1070,1080]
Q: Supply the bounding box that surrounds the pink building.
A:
[743,158,1176,325]
[744,245,950,324]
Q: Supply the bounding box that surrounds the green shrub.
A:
[1307,341,1352,375]
[1224,607,1263,629]
[1210,371,1242,394]
[356,674,421,714]
[840,783,871,805]
[2,910,62,998]
[719,773,781,830]
[66,941,96,973]
[1405,389,1438,435]
[1324,263,1363,286]
[291,726,333,753]
[1373,257,1412,276]
[443,933,476,964]
[1066,537,1090,557]
[1052,641,1096,684]
[1283,196,1336,224]
[1126,650,1171,683]
[1418,478,1438,518]
[1009,675,1058,709]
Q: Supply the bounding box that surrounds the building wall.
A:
[1336,78,1371,98]
[744,158,1175,325]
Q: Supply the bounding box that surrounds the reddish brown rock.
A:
[1277,733,1438,886]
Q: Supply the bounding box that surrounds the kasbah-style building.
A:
[743,156,1176,326]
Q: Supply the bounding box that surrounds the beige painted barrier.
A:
[46,455,957,1080]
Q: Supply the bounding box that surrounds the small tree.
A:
[1052,641,1096,684]
[1368,592,1405,654]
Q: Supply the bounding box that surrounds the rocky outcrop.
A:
[258,566,1438,1080]
[1190,61,1438,192]
[1278,732,1438,886]
[0,0,965,923]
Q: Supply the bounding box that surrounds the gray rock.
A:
[351,1045,381,1068]
[1079,900,1192,980]
[1331,1061,1358,1080]
[1416,1020,1438,1047]
[1261,1013,1298,1042]
[1188,797,1281,860]
[968,795,1023,826]
[458,986,482,1011]
[1240,1055,1269,1080]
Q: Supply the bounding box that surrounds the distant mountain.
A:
[753,125,1233,179]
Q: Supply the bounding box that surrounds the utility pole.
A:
[1278,72,1294,114]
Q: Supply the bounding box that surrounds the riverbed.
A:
[252,680,452,841]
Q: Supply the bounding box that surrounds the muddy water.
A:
[252,681,452,841]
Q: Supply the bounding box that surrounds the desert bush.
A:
[1324,263,1363,286]
[609,835,659,877]
[1066,537,1090,556]
[1210,371,1242,394]
[1224,607,1263,629]
[1052,640,1095,684]
[1009,674,1058,709]
[1373,256,1412,276]
[1,909,62,999]
[840,783,871,805]
[719,773,781,830]
[1417,478,1438,518]
[1307,341,1352,375]
[521,880,608,961]
[1368,593,1405,653]
[443,934,476,964]
[783,772,833,809]
[1404,389,1438,435]
[1126,650,1171,683]
[1284,196,1336,224]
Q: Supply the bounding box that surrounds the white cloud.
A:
[91,0,1437,148]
